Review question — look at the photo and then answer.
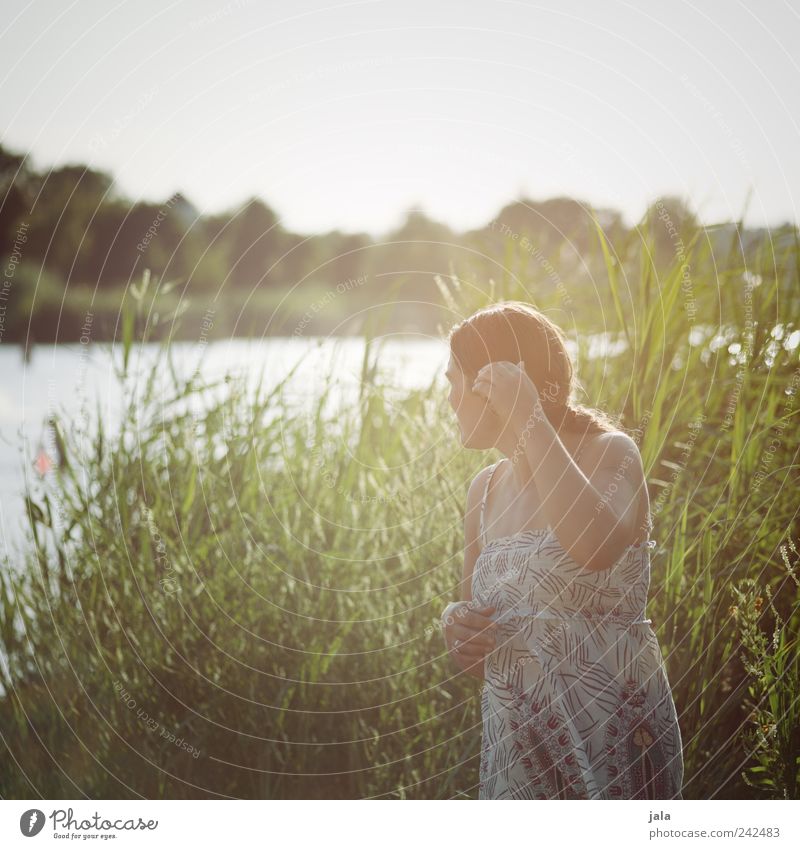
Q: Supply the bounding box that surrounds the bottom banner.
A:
[1,799,797,847]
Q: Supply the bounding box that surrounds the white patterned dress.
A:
[472,460,684,800]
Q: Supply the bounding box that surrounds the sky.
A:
[2,0,798,236]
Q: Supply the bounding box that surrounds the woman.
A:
[440,302,683,800]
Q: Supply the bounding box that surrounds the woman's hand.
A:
[441,601,497,678]
[471,360,544,435]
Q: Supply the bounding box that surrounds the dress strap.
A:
[479,461,502,548]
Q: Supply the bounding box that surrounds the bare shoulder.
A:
[577,430,643,473]
[578,430,650,545]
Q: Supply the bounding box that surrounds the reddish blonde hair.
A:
[448,301,619,437]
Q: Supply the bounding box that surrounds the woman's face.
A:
[446,355,499,448]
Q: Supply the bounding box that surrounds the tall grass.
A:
[1,218,799,798]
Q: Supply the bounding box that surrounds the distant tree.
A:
[201,211,232,246]
[227,197,285,288]
[308,230,371,284]
[368,207,456,297]
[273,230,316,287]
[537,197,590,249]
[489,196,597,253]
[78,200,130,281]
[182,210,235,290]
[80,198,189,284]
[26,164,115,274]
[390,207,454,245]
[0,144,34,248]
[0,144,29,186]
[167,192,199,229]
[639,195,699,266]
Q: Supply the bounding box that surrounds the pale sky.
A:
[2,0,798,235]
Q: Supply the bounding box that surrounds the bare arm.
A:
[441,466,497,679]
[459,466,489,604]
[513,417,649,572]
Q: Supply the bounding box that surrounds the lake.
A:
[1,336,459,558]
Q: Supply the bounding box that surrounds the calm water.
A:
[0,337,454,558]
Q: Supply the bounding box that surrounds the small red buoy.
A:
[34,447,53,476]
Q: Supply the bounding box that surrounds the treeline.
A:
[1,142,796,342]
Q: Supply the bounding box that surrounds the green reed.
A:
[1,217,799,798]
